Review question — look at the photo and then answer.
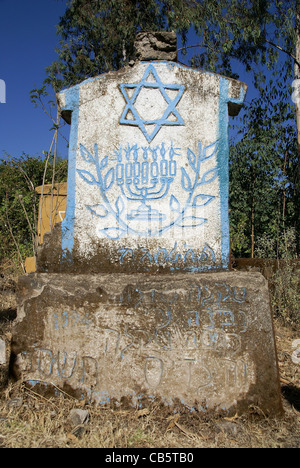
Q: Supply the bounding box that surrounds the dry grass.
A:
[0,319,299,449]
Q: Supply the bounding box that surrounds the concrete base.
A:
[11,271,282,416]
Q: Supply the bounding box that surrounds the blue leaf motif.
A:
[170,195,181,213]
[86,204,108,218]
[200,140,219,161]
[100,156,108,170]
[104,168,114,191]
[198,167,218,186]
[187,148,197,171]
[80,144,95,163]
[77,169,97,185]
[192,194,215,207]
[115,196,125,215]
[177,217,207,228]
[181,168,192,192]
[100,227,126,240]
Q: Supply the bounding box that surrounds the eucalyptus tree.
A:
[229,67,299,257]
[47,0,271,89]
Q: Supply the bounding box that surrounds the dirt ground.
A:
[0,317,299,449]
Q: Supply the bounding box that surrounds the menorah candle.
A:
[160,159,168,177]
[151,161,159,178]
[169,159,176,177]
[116,163,124,184]
[134,162,140,179]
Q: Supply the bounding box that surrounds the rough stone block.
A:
[11,271,282,416]
[134,31,178,61]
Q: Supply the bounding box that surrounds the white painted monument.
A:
[55,45,247,273]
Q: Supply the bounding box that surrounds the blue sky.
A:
[0,0,68,160]
[0,0,256,163]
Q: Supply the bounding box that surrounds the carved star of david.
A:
[119,64,185,143]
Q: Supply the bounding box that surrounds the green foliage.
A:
[0,154,68,265]
[255,228,300,326]
[271,262,300,326]
[47,0,167,90]
[255,228,298,259]
[229,64,299,258]
[229,214,250,257]
[45,0,300,93]
[47,0,292,90]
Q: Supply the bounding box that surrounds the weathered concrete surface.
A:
[11,271,282,416]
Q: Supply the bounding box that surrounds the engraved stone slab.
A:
[38,61,247,274]
[11,272,282,415]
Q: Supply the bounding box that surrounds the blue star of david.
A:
[119,64,185,143]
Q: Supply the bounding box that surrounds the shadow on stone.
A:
[0,309,17,323]
[282,384,300,412]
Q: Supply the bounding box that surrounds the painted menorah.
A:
[115,143,178,221]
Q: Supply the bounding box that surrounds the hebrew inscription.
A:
[15,276,256,410]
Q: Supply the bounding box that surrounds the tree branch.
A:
[4,195,26,274]
[264,39,300,69]
[177,43,214,53]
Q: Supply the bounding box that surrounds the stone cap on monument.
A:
[36,32,247,274]
[134,31,178,61]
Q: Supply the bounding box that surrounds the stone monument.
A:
[11,32,282,416]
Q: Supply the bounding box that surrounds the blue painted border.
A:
[218,78,246,268]
[61,85,79,258]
